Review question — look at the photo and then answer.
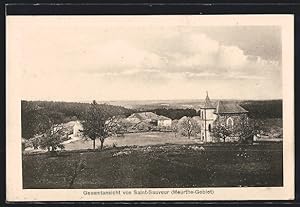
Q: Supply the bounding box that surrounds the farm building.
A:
[199,92,249,142]
[127,112,172,128]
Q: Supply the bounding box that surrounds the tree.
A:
[178,117,199,139]
[21,101,51,139]
[231,118,262,143]
[38,123,66,155]
[211,117,262,143]
[81,100,119,150]
[101,116,122,149]
[81,101,106,149]
[171,119,179,137]
[211,123,232,142]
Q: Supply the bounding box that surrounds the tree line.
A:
[239,100,282,119]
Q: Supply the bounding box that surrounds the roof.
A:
[215,101,248,114]
[127,113,144,120]
[128,112,171,121]
[129,121,154,129]
[63,121,82,129]
[201,92,215,109]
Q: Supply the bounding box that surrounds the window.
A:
[208,124,211,132]
[226,117,234,127]
[201,111,204,119]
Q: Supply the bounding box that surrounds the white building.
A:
[199,92,218,142]
[73,121,83,137]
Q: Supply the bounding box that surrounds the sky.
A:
[7,16,283,102]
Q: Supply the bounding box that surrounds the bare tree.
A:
[171,119,179,137]
[81,101,106,150]
[81,100,121,150]
[39,123,66,155]
[178,117,199,139]
[100,116,122,149]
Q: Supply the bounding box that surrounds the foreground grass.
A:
[23,143,282,189]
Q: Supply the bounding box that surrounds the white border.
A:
[6,15,294,201]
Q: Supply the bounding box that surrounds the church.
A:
[199,92,249,142]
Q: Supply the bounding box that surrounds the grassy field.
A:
[23,143,282,189]
[63,132,198,151]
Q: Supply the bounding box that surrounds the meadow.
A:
[23,142,282,189]
[63,132,197,151]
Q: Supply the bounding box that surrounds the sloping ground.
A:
[23,143,282,189]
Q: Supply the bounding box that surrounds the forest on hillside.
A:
[239,100,282,119]
[21,100,134,139]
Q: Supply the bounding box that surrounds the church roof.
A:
[215,101,248,114]
[201,92,215,109]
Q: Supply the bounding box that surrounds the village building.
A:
[126,112,172,129]
[199,92,249,142]
[72,121,83,137]
[128,121,153,132]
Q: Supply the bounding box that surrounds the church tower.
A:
[199,92,217,142]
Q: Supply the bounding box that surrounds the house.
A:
[128,121,154,132]
[127,112,158,125]
[126,113,145,124]
[199,92,248,142]
[63,120,83,137]
[73,121,83,137]
[126,112,172,129]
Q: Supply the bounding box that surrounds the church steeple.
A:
[202,91,215,109]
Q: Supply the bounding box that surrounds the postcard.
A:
[6,14,294,201]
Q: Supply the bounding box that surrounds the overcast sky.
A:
[8,16,282,101]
